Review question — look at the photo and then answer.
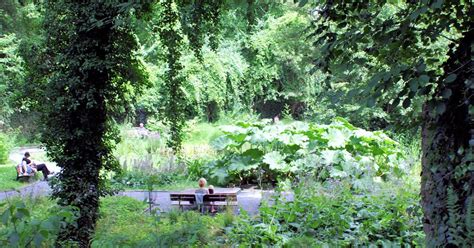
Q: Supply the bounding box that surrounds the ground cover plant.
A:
[230,180,424,247]
[2,187,424,247]
[0,197,77,247]
[204,118,407,188]
[93,196,234,247]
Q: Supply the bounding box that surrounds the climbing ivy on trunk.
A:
[40,1,150,246]
[421,27,473,246]
[158,0,222,152]
[157,0,187,153]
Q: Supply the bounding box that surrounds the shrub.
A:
[93,196,229,247]
[113,169,189,190]
[0,133,10,164]
[204,118,407,187]
[0,197,78,247]
[229,181,424,246]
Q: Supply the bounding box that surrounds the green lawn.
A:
[0,163,27,191]
[184,122,223,145]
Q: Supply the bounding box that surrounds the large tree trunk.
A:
[43,3,119,247]
[421,26,473,246]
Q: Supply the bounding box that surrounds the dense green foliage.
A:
[0,197,77,247]
[302,0,473,245]
[93,196,233,247]
[2,188,424,247]
[1,0,472,246]
[230,182,423,246]
[0,134,10,164]
[204,118,406,187]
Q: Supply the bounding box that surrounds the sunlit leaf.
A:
[323,128,347,148]
[263,151,288,171]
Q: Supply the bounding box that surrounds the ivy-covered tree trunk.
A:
[46,6,115,246]
[42,2,149,247]
[421,26,474,246]
[158,0,186,153]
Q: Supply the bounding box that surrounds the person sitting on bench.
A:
[195,178,209,212]
[20,152,52,181]
[16,161,35,176]
[208,185,217,213]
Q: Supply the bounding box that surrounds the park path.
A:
[9,146,60,172]
[0,182,292,216]
[2,148,293,215]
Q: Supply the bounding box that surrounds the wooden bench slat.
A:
[171,201,194,206]
[170,192,239,210]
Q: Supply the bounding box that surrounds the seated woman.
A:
[195,178,209,212]
[21,152,52,181]
[16,162,35,176]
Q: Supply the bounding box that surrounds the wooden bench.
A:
[170,193,238,212]
[170,193,197,210]
[15,166,37,182]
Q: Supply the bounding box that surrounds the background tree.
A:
[0,0,43,137]
[135,2,315,133]
[152,0,223,152]
[304,0,473,245]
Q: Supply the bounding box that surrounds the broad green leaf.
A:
[263,151,288,171]
[436,102,446,114]
[298,0,308,7]
[8,232,20,247]
[1,209,10,225]
[211,136,235,151]
[418,75,429,84]
[16,208,30,219]
[228,156,257,172]
[444,74,457,83]
[323,128,347,148]
[242,148,264,160]
[441,88,452,99]
[430,0,443,9]
[409,80,418,92]
[212,168,228,184]
[290,134,308,147]
[321,150,338,165]
[34,233,44,248]
[333,117,356,130]
[220,125,247,135]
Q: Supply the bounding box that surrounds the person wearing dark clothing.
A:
[22,152,51,181]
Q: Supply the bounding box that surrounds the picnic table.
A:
[170,188,240,212]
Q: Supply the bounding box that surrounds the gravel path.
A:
[2,149,293,215]
[0,184,292,216]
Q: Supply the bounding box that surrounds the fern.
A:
[446,186,461,246]
[466,195,474,243]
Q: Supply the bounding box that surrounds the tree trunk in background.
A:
[421,26,473,246]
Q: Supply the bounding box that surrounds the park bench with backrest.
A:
[15,165,36,182]
[170,191,238,212]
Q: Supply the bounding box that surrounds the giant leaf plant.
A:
[205,117,406,187]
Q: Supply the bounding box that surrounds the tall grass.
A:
[390,130,422,184]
